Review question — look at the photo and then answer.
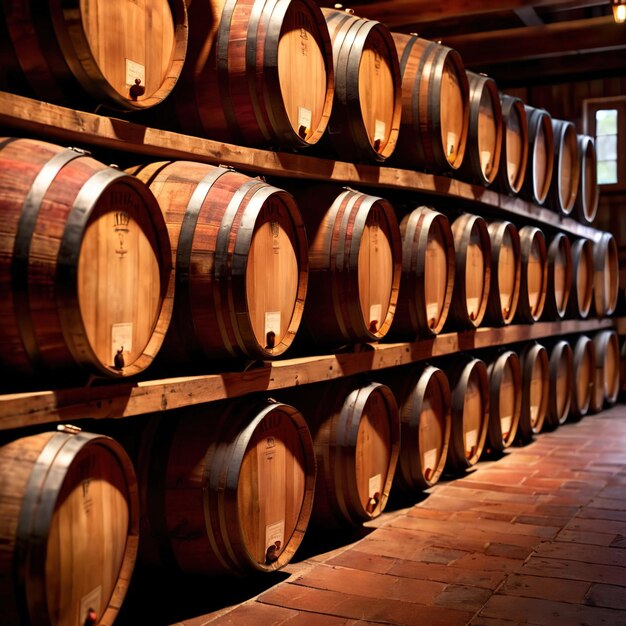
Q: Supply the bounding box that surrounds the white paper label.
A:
[465,428,478,451]
[298,106,312,131]
[422,448,438,472]
[265,311,281,339]
[79,586,102,626]
[426,302,440,326]
[447,131,457,156]
[481,150,491,173]
[369,473,382,499]
[369,304,382,326]
[467,297,479,315]
[111,323,132,364]
[375,119,386,143]
[265,520,285,550]
[501,415,512,437]
[125,59,145,87]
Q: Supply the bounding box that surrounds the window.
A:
[584,97,626,192]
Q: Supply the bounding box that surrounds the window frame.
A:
[583,96,626,193]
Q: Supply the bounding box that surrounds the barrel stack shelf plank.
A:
[0,90,619,434]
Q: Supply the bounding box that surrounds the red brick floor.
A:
[130,405,626,626]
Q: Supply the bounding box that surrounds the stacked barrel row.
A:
[0,137,618,385]
[0,328,619,625]
[0,1,599,224]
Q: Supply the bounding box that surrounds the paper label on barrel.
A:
[265,312,281,340]
[426,302,440,326]
[79,586,102,626]
[369,304,382,327]
[111,323,132,365]
[369,473,382,499]
[265,520,285,551]
[422,448,438,472]
[447,132,457,156]
[465,428,478,451]
[467,297,479,315]
[298,106,312,131]
[501,415,512,438]
[481,150,491,173]
[125,59,145,87]
[375,120,386,143]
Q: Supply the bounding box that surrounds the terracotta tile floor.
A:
[121,405,626,626]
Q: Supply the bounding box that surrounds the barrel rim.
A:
[575,134,599,224]
[549,118,581,216]
[571,334,596,418]
[547,339,573,427]
[523,105,555,205]
[517,225,548,323]
[497,93,529,194]
[487,349,522,452]
[546,232,573,319]
[519,342,549,439]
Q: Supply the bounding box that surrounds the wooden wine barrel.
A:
[391,207,455,338]
[446,356,490,471]
[448,213,492,329]
[593,232,619,318]
[518,342,549,442]
[547,118,580,216]
[138,398,315,574]
[570,334,595,419]
[485,221,521,326]
[282,379,400,527]
[458,72,503,186]
[545,340,573,429]
[591,330,621,412]
[521,106,554,206]
[391,33,469,173]
[567,238,594,319]
[0,138,174,379]
[515,226,548,323]
[0,0,188,111]
[0,429,138,626]
[322,8,402,161]
[295,186,401,345]
[543,233,572,320]
[574,135,599,224]
[486,350,522,454]
[496,94,529,195]
[131,160,307,360]
[379,365,451,491]
[174,0,334,150]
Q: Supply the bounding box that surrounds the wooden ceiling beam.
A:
[442,16,626,65]
[346,0,607,28]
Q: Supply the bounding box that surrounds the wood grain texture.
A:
[0,137,174,380]
[545,340,573,429]
[131,160,308,360]
[0,0,188,110]
[496,94,529,195]
[137,398,315,574]
[521,105,554,206]
[518,342,549,442]
[543,233,572,320]
[390,207,455,338]
[486,350,521,453]
[0,430,138,626]
[391,33,469,173]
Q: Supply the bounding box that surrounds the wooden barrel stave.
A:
[485,220,521,326]
[138,398,315,574]
[548,118,580,216]
[458,71,503,186]
[0,430,138,626]
[574,135,599,224]
[521,106,554,206]
[545,340,573,429]
[543,233,572,320]
[518,342,549,441]
[486,350,522,453]
[322,8,402,162]
[496,94,529,195]
[1,0,188,110]
[516,226,548,323]
[379,364,451,491]
[294,185,401,345]
[446,356,490,471]
[391,206,455,338]
[132,160,308,360]
[0,137,174,379]
[571,334,595,419]
[448,213,492,329]
[391,33,469,173]
[593,232,619,318]
[567,238,594,319]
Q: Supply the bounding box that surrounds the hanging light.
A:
[611,0,626,23]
